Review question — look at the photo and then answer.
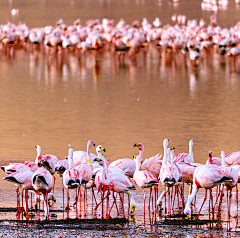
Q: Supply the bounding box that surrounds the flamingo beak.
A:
[101,147,106,152]
[187,214,191,219]
[134,143,140,148]
[94,158,101,162]
[93,142,96,147]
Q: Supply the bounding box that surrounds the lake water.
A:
[0,0,240,236]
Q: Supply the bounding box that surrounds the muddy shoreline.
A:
[0,208,239,237]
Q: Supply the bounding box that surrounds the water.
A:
[1,0,240,236]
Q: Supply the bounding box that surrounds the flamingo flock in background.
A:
[1,14,240,68]
[2,137,240,221]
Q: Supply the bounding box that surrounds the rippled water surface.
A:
[1,0,240,237]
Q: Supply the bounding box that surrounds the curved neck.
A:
[125,191,135,204]
[209,154,212,164]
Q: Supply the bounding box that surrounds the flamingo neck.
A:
[209,155,212,164]
[170,152,174,164]
[189,144,194,161]
[163,143,168,163]
[86,142,92,168]
[35,147,41,164]
[101,159,108,185]
[184,185,198,217]
[221,152,227,166]
[126,191,135,204]
[135,156,140,173]
[138,149,143,165]
[68,156,75,169]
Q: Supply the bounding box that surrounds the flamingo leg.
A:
[236,184,238,212]
[148,187,152,211]
[67,188,70,219]
[196,189,208,219]
[25,190,29,220]
[119,193,125,218]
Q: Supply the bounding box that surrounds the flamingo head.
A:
[133,143,144,151]
[163,138,169,148]
[184,206,192,219]
[96,145,106,153]
[35,145,41,153]
[130,201,136,214]
[189,139,194,147]
[88,140,96,147]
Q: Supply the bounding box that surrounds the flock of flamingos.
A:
[1,14,240,221]
[1,138,240,221]
[1,14,240,64]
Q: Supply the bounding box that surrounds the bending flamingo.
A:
[3,170,34,219]
[32,167,53,220]
[184,151,234,219]
[100,158,136,218]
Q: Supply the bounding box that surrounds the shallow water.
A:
[1,0,240,237]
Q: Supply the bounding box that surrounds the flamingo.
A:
[75,140,95,214]
[1,161,38,174]
[206,151,222,166]
[99,158,136,218]
[3,170,34,218]
[73,140,97,166]
[35,145,60,175]
[63,148,82,217]
[225,151,240,166]
[184,151,234,219]
[174,139,195,164]
[109,156,136,178]
[55,159,69,178]
[133,154,158,213]
[35,145,59,193]
[32,167,53,220]
[157,147,181,214]
[218,151,238,216]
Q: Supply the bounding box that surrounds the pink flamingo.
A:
[35,145,59,193]
[63,148,82,218]
[184,151,234,219]
[133,153,158,213]
[1,161,38,174]
[206,151,222,166]
[3,170,34,219]
[109,157,136,178]
[75,140,95,214]
[35,145,60,175]
[157,146,181,214]
[174,139,195,164]
[217,151,238,216]
[100,158,136,218]
[32,167,53,220]
[225,151,240,165]
[73,140,97,166]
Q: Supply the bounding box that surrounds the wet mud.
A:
[0,208,239,237]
